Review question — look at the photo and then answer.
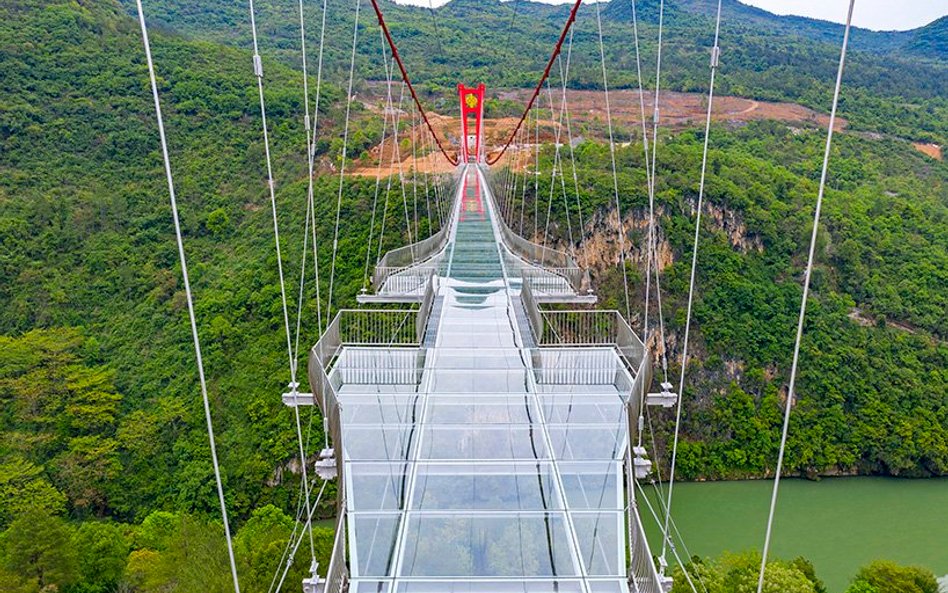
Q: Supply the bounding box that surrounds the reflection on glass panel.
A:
[428,370,528,393]
[344,426,417,461]
[587,580,629,593]
[539,397,625,424]
[425,396,538,424]
[411,463,559,511]
[571,512,624,576]
[353,514,400,577]
[341,395,423,425]
[559,462,621,510]
[395,580,585,593]
[546,426,625,460]
[349,463,410,511]
[350,581,391,593]
[399,514,577,577]
[427,349,525,370]
[420,426,548,460]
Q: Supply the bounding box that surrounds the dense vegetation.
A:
[1,0,946,589]
[669,553,939,593]
[500,120,947,479]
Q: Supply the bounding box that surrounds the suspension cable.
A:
[368,0,459,165]
[363,29,397,292]
[630,0,653,451]
[307,0,329,339]
[133,2,240,590]
[662,0,723,573]
[327,0,363,324]
[595,0,632,320]
[486,0,583,165]
[249,0,319,562]
[757,2,855,591]
[376,82,408,266]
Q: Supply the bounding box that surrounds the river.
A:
[641,477,948,592]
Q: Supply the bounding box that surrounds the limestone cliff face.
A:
[549,199,762,283]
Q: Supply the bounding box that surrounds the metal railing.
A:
[376,264,440,295]
[416,274,438,343]
[626,457,664,593]
[520,280,544,341]
[538,310,649,376]
[307,308,424,454]
[483,168,585,293]
[323,494,349,593]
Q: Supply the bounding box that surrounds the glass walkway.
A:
[305,165,663,593]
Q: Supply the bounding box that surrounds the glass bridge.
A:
[302,165,665,593]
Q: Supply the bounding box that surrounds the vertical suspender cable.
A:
[133,2,240,591]
[363,30,397,292]
[629,0,654,451]
[248,0,317,562]
[595,0,632,320]
[308,0,329,338]
[757,3,854,590]
[327,0,363,324]
[661,0,723,573]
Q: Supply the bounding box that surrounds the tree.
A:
[0,509,78,591]
[73,521,129,593]
[847,560,939,593]
[0,460,67,528]
[672,551,819,593]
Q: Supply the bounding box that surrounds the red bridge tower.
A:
[457,83,485,163]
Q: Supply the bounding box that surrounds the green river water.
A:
[641,477,948,592]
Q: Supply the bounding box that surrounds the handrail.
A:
[520,280,544,340]
[416,273,438,343]
[323,492,349,593]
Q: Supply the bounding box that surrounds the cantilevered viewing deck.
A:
[303,165,664,593]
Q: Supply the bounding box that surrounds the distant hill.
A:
[114,0,948,143]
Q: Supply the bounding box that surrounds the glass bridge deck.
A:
[329,167,638,593]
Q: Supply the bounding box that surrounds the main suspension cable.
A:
[133,2,240,590]
[486,0,584,165]
[368,0,459,165]
[757,2,855,591]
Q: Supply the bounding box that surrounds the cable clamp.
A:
[304,113,311,132]
[253,54,264,78]
[710,45,720,68]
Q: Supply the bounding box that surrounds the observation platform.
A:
[305,165,664,593]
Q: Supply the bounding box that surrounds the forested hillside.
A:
[1,0,946,590]
[113,0,948,143]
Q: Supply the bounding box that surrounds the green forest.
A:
[1,0,946,590]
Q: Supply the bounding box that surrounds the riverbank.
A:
[642,476,948,592]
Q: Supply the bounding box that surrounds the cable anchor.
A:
[646,381,678,408]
